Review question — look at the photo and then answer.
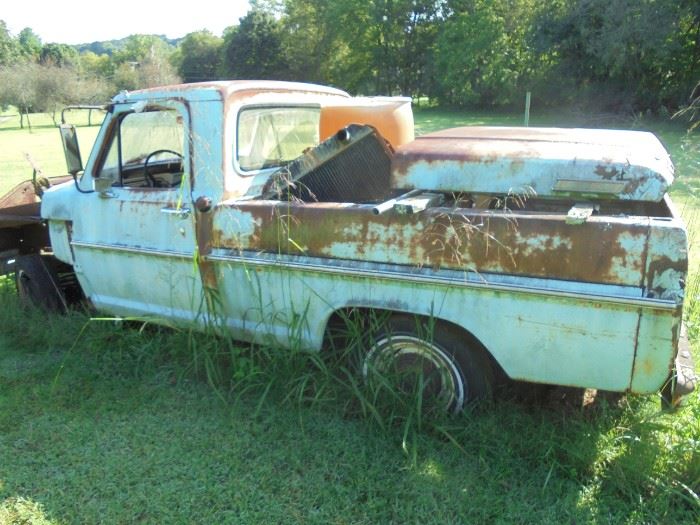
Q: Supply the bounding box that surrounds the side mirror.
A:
[59,124,83,176]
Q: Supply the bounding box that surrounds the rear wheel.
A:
[363,315,493,414]
[14,254,68,313]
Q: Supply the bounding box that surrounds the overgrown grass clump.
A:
[0,274,698,524]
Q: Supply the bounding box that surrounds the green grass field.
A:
[0,108,698,524]
[0,110,102,197]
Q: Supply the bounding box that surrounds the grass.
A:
[0,107,699,523]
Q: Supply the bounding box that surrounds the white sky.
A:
[2,0,251,44]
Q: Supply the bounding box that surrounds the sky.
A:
[2,0,251,44]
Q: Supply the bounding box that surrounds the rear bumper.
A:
[670,324,697,407]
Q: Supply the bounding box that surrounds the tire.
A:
[363,315,493,414]
[14,254,68,313]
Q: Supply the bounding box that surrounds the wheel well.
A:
[323,306,506,378]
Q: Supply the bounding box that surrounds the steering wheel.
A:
[144,149,183,187]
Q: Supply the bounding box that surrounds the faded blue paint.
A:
[631,309,679,393]
[208,250,641,391]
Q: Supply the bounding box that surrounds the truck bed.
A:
[0,177,71,274]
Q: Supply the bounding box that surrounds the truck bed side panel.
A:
[213,201,652,288]
[207,251,649,391]
[202,201,685,392]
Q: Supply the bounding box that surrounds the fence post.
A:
[524,91,531,127]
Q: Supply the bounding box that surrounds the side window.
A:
[98,109,185,188]
[237,106,320,172]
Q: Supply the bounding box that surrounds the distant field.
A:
[0,110,103,196]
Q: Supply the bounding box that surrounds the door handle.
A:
[160,207,191,218]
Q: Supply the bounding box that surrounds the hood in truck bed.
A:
[391,127,674,202]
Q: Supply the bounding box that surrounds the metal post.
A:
[524,91,531,127]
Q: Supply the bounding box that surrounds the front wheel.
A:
[363,315,493,414]
[14,254,68,313]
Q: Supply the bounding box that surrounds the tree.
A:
[0,63,40,128]
[137,56,181,88]
[281,0,441,96]
[113,34,173,64]
[79,51,114,78]
[112,35,180,90]
[18,28,41,60]
[32,64,83,123]
[433,0,537,107]
[362,0,443,96]
[174,30,223,82]
[0,20,20,65]
[533,0,700,111]
[220,10,289,79]
[40,43,79,67]
[0,60,113,128]
[113,62,140,91]
[280,0,345,85]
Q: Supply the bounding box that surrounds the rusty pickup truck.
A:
[0,81,696,411]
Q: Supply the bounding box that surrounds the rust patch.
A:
[0,180,39,209]
[645,255,687,296]
[622,173,648,196]
[671,322,680,359]
[213,201,652,287]
[195,207,217,291]
[392,126,607,178]
[639,358,655,376]
[0,176,71,228]
[392,139,504,176]
[595,165,620,180]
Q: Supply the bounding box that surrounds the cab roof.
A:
[112,80,350,104]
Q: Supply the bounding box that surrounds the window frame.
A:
[94,102,189,190]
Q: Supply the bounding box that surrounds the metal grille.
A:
[261,124,394,203]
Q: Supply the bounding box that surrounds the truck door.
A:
[70,102,204,322]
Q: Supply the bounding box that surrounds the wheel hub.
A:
[364,335,465,412]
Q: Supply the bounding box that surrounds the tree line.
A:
[1,0,699,125]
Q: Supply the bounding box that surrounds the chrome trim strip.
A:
[71,241,677,311]
[206,252,677,311]
[71,241,193,260]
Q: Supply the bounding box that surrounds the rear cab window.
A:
[236,106,320,173]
